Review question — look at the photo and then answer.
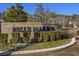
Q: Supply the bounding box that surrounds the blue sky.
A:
[0,3,79,15]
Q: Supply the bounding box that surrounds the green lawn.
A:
[0,44,13,51]
[0,39,70,51]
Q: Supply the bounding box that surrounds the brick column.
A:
[20,32,23,37]
[8,33,12,43]
[30,27,34,42]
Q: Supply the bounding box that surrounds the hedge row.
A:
[31,31,70,43]
[11,32,20,44]
[0,33,8,44]
[11,32,31,43]
[23,33,30,43]
[0,31,70,44]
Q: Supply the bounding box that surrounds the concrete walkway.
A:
[11,37,76,55]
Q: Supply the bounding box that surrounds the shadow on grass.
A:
[0,43,33,56]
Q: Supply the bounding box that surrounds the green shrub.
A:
[0,33,8,44]
[31,32,40,43]
[51,31,58,41]
[10,30,69,44]
[42,32,49,42]
[11,32,20,44]
[0,38,5,44]
[54,31,59,40]
[37,32,43,43]
[60,31,69,39]
[48,35,51,42]
[51,33,55,41]
[41,34,44,42]
[23,33,30,43]
[17,37,24,43]
[17,37,29,43]
[50,31,69,41]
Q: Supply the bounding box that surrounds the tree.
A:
[50,12,57,18]
[44,9,51,22]
[35,4,46,22]
[4,3,28,22]
[33,13,39,21]
[15,3,24,10]
[36,4,45,16]
[34,4,50,22]
[0,13,2,19]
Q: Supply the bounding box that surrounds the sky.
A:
[0,3,79,15]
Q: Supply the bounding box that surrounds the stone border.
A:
[11,37,76,55]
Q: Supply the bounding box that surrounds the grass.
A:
[21,39,70,50]
[0,39,70,51]
[0,44,13,51]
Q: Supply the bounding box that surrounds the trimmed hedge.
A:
[10,30,69,43]
[41,32,49,42]
[11,32,31,43]
[31,32,41,43]
[40,31,69,42]
[0,33,8,44]
[11,32,20,44]
[52,31,69,40]
[17,37,24,43]
[48,35,51,42]
[23,32,30,43]
[29,30,70,43]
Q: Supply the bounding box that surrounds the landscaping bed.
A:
[0,30,70,51]
[21,39,70,50]
[0,39,70,51]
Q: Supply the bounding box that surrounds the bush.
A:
[51,31,69,41]
[29,30,70,43]
[11,32,20,44]
[51,33,56,41]
[10,31,69,44]
[31,32,41,43]
[60,31,70,39]
[55,31,61,40]
[37,31,69,43]
[23,33,30,43]
[37,32,43,43]
[51,31,58,41]
[41,34,44,42]
[42,32,49,42]
[17,37,24,43]
[0,33,8,44]
[48,35,51,42]
[34,32,40,40]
